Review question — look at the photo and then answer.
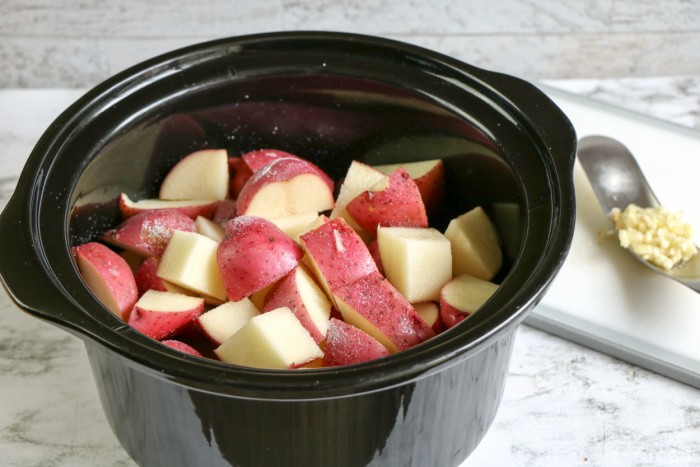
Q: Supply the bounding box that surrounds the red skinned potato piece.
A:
[440,274,499,329]
[330,160,387,242]
[119,193,219,220]
[236,157,335,219]
[333,271,434,353]
[73,242,138,321]
[161,339,204,357]
[413,302,446,334]
[127,290,204,340]
[228,157,253,199]
[263,265,332,344]
[217,216,303,302]
[134,256,168,295]
[241,149,301,172]
[242,149,334,191]
[346,167,428,236]
[134,255,198,299]
[322,318,390,367]
[102,209,196,257]
[373,159,446,216]
[299,218,378,301]
[159,149,229,201]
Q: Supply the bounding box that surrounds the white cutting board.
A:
[527,85,700,388]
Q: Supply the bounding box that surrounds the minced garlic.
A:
[609,204,698,270]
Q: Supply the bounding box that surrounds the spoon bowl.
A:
[577,135,700,293]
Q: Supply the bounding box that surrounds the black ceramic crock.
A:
[0,32,576,466]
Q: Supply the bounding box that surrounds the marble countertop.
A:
[1,77,699,466]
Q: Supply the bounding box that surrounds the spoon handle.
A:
[577,135,660,215]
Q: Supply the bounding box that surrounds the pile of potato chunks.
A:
[73,148,502,369]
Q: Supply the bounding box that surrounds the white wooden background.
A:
[2,0,700,87]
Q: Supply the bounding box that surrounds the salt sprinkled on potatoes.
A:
[74,148,503,369]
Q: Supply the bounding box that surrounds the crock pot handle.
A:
[0,192,85,332]
[486,72,578,174]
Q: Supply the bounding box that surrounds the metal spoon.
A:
[577,135,700,293]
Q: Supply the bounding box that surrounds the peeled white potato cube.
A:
[444,206,502,281]
[197,298,260,345]
[377,226,452,302]
[214,307,323,369]
[157,230,227,301]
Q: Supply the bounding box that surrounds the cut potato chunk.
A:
[333,271,434,353]
[330,160,386,241]
[157,231,227,301]
[444,206,502,281]
[263,265,332,343]
[377,226,452,302]
[214,307,323,369]
[195,216,225,242]
[159,149,229,201]
[127,290,204,340]
[73,242,138,321]
[197,298,260,345]
[440,274,498,328]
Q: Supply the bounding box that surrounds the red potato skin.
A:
[322,318,390,367]
[236,157,335,215]
[102,209,196,257]
[430,312,447,334]
[241,149,301,172]
[161,339,204,357]
[346,168,428,236]
[72,242,138,321]
[263,266,325,344]
[335,271,434,352]
[228,157,253,199]
[414,160,446,217]
[134,256,168,295]
[242,149,334,190]
[440,299,468,329]
[128,302,204,341]
[299,218,378,293]
[118,193,219,220]
[217,216,303,302]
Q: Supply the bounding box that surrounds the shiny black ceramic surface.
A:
[0,32,576,466]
